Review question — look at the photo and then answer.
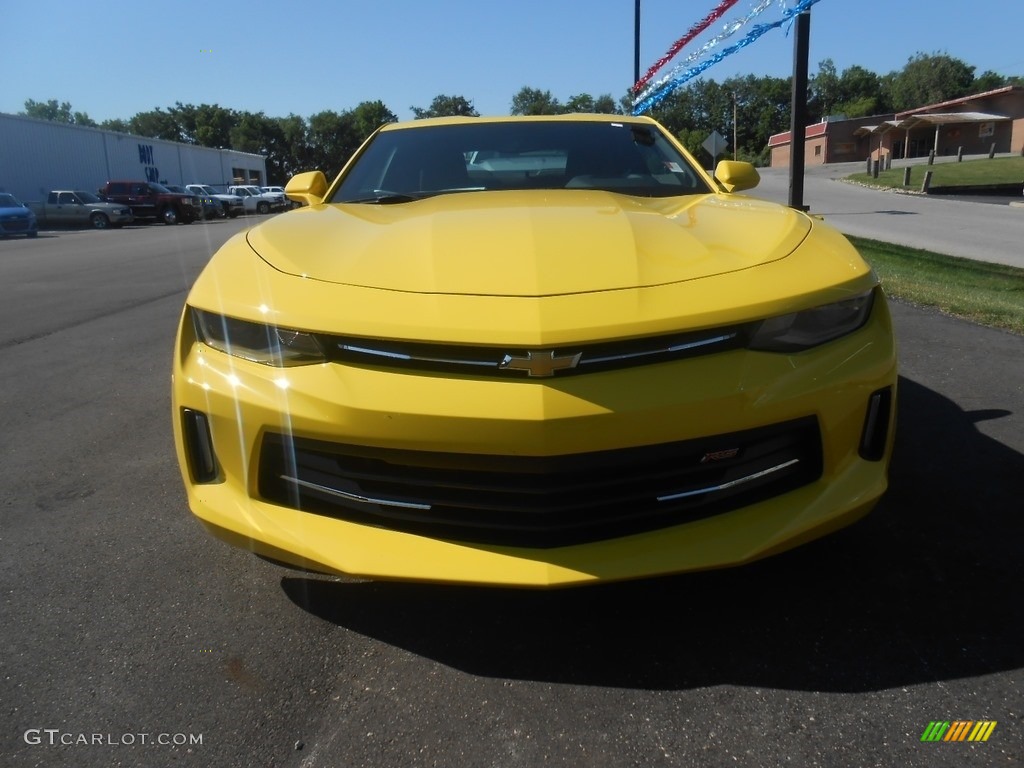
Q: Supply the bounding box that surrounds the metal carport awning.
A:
[890,112,1011,157]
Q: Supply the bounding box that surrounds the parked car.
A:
[173,114,897,588]
[97,181,201,225]
[261,185,296,209]
[27,190,133,230]
[186,184,244,218]
[167,185,222,220]
[0,192,38,238]
[227,185,285,214]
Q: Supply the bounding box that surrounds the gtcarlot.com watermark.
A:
[24,729,203,747]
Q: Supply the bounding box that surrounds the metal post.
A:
[733,92,738,160]
[788,11,811,211]
[921,170,933,193]
[903,166,911,186]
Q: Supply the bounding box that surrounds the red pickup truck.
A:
[97,181,201,224]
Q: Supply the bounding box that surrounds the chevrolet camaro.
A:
[171,114,897,588]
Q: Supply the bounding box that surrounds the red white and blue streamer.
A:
[632,0,826,115]
[633,0,776,107]
[632,0,742,95]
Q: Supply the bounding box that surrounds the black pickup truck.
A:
[97,181,201,224]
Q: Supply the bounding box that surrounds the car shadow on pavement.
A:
[281,375,1023,693]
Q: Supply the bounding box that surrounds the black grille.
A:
[315,324,749,378]
[3,217,31,232]
[257,418,822,548]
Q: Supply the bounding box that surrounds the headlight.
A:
[749,289,875,352]
[192,309,325,366]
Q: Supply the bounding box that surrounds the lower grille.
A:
[3,218,30,232]
[257,418,822,548]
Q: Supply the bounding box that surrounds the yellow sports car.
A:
[171,114,896,588]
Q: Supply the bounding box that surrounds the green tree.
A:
[128,108,184,142]
[885,52,975,111]
[170,102,237,147]
[276,114,312,178]
[229,111,290,182]
[99,118,131,134]
[411,94,478,119]
[21,98,96,126]
[834,65,887,116]
[973,70,1008,92]
[306,110,361,179]
[808,59,842,120]
[563,93,621,114]
[510,87,562,115]
[351,100,398,138]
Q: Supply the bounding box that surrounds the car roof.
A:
[377,113,659,133]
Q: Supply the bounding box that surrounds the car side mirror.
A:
[285,171,328,207]
[713,160,760,193]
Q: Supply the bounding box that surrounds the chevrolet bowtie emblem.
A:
[499,350,582,377]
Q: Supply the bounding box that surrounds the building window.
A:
[814,145,822,156]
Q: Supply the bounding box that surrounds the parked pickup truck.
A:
[27,190,134,230]
[97,180,201,224]
[185,184,244,218]
[227,185,287,214]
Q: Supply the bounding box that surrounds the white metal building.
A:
[0,112,267,203]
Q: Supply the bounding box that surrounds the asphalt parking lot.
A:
[1,196,1021,767]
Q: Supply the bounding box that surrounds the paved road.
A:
[751,160,1024,268]
[1,207,1021,768]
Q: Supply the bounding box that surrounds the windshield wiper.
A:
[342,190,423,204]
[342,187,488,204]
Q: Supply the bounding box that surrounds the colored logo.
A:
[920,721,997,742]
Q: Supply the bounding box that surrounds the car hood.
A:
[245,190,812,297]
[0,206,32,218]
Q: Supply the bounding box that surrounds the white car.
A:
[186,185,244,218]
[227,185,284,215]
[260,186,294,210]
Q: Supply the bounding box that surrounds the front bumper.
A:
[0,215,38,236]
[172,299,896,587]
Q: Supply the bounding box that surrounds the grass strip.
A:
[850,236,1024,335]
[847,156,1024,190]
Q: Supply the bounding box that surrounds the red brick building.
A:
[768,85,1024,166]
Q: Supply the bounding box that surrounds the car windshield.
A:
[74,191,101,203]
[331,120,711,203]
[0,193,23,208]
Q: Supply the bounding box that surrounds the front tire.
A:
[257,201,270,215]
[160,206,178,225]
[90,212,110,230]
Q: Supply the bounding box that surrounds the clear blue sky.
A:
[2,0,1022,123]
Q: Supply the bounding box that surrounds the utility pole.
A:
[788,10,811,211]
[634,0,641,87]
